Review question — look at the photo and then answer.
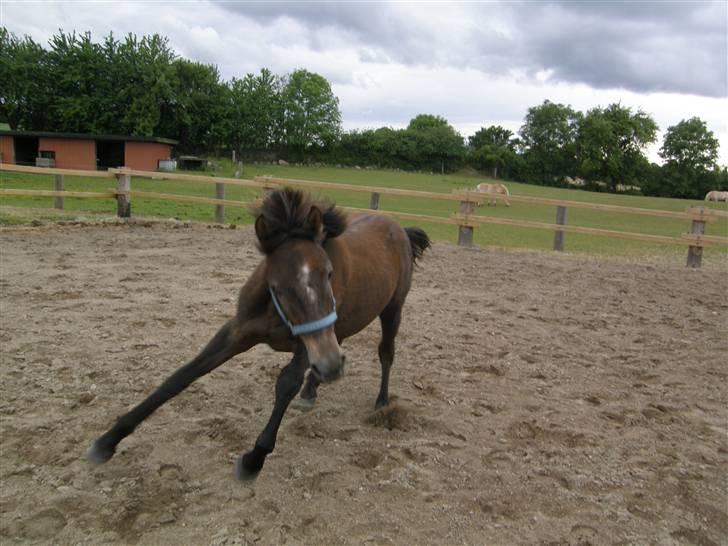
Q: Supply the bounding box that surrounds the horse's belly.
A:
[335,273,397,339]
[330,217,407,340]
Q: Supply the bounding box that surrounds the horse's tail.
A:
[404,227,431,264]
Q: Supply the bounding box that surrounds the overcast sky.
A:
[2,1,727,163]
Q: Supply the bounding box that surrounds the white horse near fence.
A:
[705,191,728,202]
[475,183,511,207]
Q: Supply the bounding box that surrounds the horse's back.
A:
[476,183,508,195]
[336,213,413,282]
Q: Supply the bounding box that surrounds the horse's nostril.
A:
[310,364,321,379]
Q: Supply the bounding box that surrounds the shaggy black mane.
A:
[253,188,348,254]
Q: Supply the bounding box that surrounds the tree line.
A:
[1,29,725,199]
[0,29,340,160]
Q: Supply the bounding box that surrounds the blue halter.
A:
[269,287,338,336]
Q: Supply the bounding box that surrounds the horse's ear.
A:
[321,205,347,239]
[306,206,324,241]
[254,215,269,246]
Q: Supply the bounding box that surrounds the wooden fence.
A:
[1,163,727,268]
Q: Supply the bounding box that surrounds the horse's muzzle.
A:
[301,328,345,383]
[310,353,346,383]
[301,327,346,383]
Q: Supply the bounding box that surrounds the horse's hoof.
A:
[291,397,316,412]
[235,457,260,483]
[87,440,115,465]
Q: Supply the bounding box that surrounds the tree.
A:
[45,31,117,134]
[281,69,341,159]
[227,68,284,154]
[405,114,464,173]
[655,117,721,198]
[519,100,581,185]
[660,117,719,172]
[577,103,657,192]
[114,33,177,137]
[158,59,228,153]
[407,114,449,132]
[0,29,52,130]
[469,125,518,178]
[37,31,177,137]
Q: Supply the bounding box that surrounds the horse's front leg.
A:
[88,317,257,464]
[236,348,308,481]
[291,372,320,411]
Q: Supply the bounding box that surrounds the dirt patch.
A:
[1,222,726,545]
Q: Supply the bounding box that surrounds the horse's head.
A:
[254,189,347,382]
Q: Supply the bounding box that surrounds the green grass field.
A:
[2,160,727,261]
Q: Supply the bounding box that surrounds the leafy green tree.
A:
[469,125,518,178]
[519,100,581,185]
[361,127,410,169]
[469,125,513,150]
[653,117,722,198]
[35,31,177,137]
[114,33,176,136]
[332,129,384,166]
[577,103,657,192]
[407,114,449,132]
[158,59,228,153]
[660,117,718,171]
[1,29,234,153]
[228,68,284,153]
[281,69,341,159]
[405,114,464,173]
[0,29,52,130]
[45,31,113,133]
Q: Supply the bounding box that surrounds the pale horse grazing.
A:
[705,191,728,202]
[475,183,511,207]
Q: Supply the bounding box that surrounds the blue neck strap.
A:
[269,287,338,336]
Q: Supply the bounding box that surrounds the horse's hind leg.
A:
[237,348,308,481]
[88,318,255,465]
[376,303,402,409]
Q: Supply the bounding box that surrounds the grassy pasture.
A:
[1,160,726,260]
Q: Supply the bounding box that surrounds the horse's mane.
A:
[253,188,348,254]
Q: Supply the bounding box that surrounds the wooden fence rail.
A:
[1,163,726,268]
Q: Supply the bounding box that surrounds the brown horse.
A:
[88,188,430,481]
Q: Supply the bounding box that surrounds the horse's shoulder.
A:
[237,262,268,318]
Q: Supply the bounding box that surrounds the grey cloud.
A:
[512,2,727,97]
[217,1,727,97]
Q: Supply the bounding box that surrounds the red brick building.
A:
[0,131,177,171]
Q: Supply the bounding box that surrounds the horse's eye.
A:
[327,270,333,280]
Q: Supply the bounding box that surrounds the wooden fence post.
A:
[686,217,706,268]
[54,174,64,210]
[215,182,225,223]
[261,175,276,194]
[115,171,131,218]
[370,192,380,210]
[458,198,476,247]
[553,205,567,251]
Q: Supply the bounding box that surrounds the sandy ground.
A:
[0,220,726,546]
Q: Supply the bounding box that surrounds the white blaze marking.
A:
[300,264,316,303]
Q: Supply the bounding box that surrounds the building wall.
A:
[39,137,96,170]
[0,135,14,163]
[125,142,173,171]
